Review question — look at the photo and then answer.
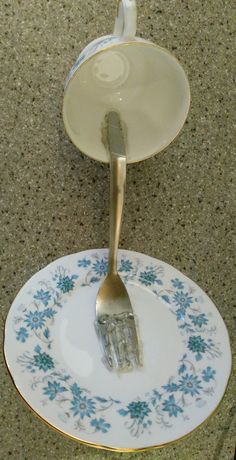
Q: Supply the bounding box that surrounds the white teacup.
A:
[63,0,190,163]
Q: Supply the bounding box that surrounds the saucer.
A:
[4,249,231,451]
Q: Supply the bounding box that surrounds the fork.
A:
[95,111,142,372]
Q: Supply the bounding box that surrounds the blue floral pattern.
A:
[20,363,118,434]
[77,258,91,268]
[162,382,179,393]
[171,278,184,289]
[33,349,54,372]
[188,313,208,328]
[188,335,207,354]
[13,266,79,349]
[91,418,111,433]
[24,310,46,330]
[56,274,78,293]
[119,259,133,273]
[13,251,223,439]
[92,258,108,277]
[163,395,183,417]
[118,401,152,436]
[43,381,67,400]
[173,291,193,309]
[33,289,51,306]
[16,327,29,343]
[202,367,216,382]
[178,374,202,396]
[71,396,96,419]
[65,35,119,88]
[139,267,163,287]
[17,345,55,373]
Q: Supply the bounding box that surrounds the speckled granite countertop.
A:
[1,1,235,459]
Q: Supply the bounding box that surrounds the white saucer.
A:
[4,249,231,451]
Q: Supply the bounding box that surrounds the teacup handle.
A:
[113,0,137,39]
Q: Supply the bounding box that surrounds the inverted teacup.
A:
[63,0,190,163]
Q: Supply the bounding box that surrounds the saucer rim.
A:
[3,249,232,452]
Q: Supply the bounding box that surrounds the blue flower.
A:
[16,327,29,343]
[57,275,77,293]
[33,289,51,306]
[173,291,193,309]
[70,383,82,397]
[188,335,207,354]
[70,396,96,419]
[139,269,162,286]
[171,278,184,289]
[127,401,151,421]
[91,418,111,433]
[33,351,54,372]
[163,382,179,392]
[178,374,202,396]
[43,381,67,400]
[189,314,208,328]
[202,367,216,382]
[92,259,108,277]
[163,395,183,417]
[43,308,57,318]
[78,258,91,268]
[24,310,46,330]
[119,259,133,272]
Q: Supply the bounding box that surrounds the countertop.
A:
[0,0,235,459]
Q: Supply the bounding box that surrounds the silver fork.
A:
[95,111,142,372]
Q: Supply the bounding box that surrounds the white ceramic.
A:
[63,0,190,163]
[4,249,231,451]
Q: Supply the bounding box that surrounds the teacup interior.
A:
[63,42,190,163]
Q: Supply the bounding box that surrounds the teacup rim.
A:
[63,40,191,164]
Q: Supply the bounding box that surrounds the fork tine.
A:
[95,312,142,371]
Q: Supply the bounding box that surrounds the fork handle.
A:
[108,154,126,275]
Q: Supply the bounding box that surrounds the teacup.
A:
[63,0,190,163]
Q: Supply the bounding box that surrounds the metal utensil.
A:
[95,111,142,372]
